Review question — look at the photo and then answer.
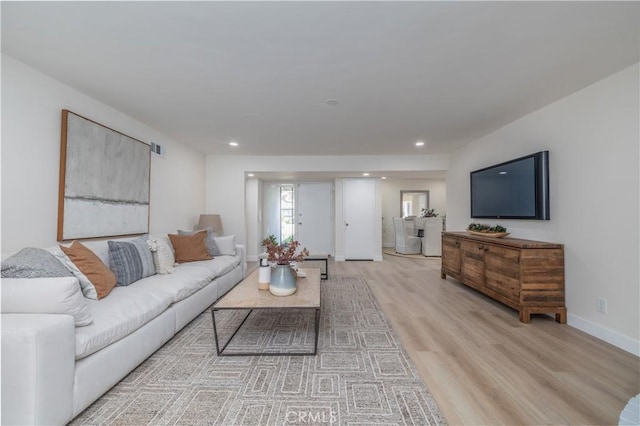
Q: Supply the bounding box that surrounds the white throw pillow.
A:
[213,235,237,256]
[1,277,93,326]
[52,246,99,300]
[148,235,175,274]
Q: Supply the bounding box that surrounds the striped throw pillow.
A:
[108,241,143,286]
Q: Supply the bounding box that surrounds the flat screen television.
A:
[470,151,550,220]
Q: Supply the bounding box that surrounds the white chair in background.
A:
[421,217,443,256]
[393,217,422,254]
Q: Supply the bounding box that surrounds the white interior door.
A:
[344,179,375,260]
[296,183,333,255]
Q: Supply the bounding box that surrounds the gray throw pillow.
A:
[177,229,221,256]
[130,237,155,278]
[108,241,143,286]
[1,247,74,278]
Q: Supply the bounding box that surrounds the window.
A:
[403,201,412,217]
[280,185,295,244]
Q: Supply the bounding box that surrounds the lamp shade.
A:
[196,214,223,235]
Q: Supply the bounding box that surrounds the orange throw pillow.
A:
[168,231,213,263]
[60,241,116,299]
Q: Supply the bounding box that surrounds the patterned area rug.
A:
[71,275,446,425]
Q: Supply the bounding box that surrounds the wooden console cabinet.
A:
[441,232,566,323]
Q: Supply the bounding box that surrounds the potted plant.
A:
[261,237,309,296]
[420,208,438,218]
[466,223,509,238]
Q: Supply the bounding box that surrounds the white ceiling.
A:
[2,1,639,157]
[247,170,448,182]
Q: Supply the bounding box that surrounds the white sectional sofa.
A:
[1,237,246,425]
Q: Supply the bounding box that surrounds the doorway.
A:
[263,182,334,255]
[344,179,375,260]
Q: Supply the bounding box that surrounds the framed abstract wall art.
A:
[57,110,150,240]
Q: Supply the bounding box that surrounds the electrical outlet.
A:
[597,298,608,314]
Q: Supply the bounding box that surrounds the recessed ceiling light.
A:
[326,99,339,106]
[381,176,387,180]
[247,173,254,177]
[229,141,239,147]
[415,141,425,147]
[363,172,370,176]
[499,171,507,175]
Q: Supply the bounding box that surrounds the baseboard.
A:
[333,255,382,262]
[568,313,640,356]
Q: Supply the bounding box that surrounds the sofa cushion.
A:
[108,241,144,286]
[168,232,212,263]
[148,235,175,274]
[79,237,137,266]
[182,255,241,278]
[56,241,116,300]
[1,247,74,278]
[74,263,218,359]
[215,255,242,276]
[75,286,173,359]
[1,277,93,326]
[133,263,216,304]
[178,228,221,256]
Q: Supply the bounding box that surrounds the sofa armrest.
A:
[1,313,75,425]
[235,244,247,276]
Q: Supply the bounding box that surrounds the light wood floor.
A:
[324,254,639,425]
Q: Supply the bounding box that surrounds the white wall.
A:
[447,64,639,355]
[1,55,206,253]
[381,178,447,247]
[206,155,447,260]
[244,178,260,257]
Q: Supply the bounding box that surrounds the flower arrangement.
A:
[420,208,438,218]
[467,223,507,233]
[261,237,309,265]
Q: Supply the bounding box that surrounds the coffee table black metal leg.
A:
[212,308,253,356]
[212,307,321,356]
[313,308,320,355]
[211,309,221,354]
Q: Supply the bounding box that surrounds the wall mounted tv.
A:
[470,151,550,220]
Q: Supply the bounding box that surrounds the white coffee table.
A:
[211,267,321,356]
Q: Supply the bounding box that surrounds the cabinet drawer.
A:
[485,245,519,261]
[484,245,520,301]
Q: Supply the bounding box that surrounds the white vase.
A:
[269,264,297,296]
[258,264,271,290]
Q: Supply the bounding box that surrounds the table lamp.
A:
[196,214,223,235]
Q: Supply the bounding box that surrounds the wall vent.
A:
[150,142,165,157]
